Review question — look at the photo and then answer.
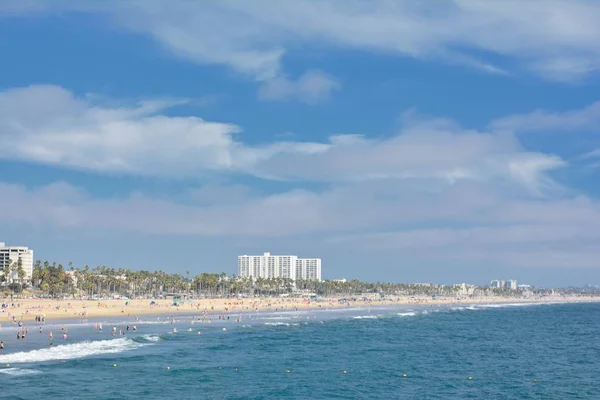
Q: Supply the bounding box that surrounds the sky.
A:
[1,1,600,286]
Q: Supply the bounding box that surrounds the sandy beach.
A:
[1,295,598,322]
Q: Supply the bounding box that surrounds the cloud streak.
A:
[4,0,600,82]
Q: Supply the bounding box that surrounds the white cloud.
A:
[489,101,600,133]
[258,70,340,104]
[584,149,600,158]
[0,85,245,176]
[0,85,565,193]
[3,179,600,270]
[5,0,600,81]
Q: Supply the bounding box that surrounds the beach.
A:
[2,295,598,322]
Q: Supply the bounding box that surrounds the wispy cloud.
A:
[489,101,600,133]
[258,70,340,104]
[4,1,600,86]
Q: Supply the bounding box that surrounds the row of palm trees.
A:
[23,260,562,299]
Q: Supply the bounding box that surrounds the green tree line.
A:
[1,259,579,298]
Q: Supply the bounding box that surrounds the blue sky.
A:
[1,1,600,286]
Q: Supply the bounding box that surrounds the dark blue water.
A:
[0,302,598,399]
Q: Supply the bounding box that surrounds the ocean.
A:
[0,302,598,399]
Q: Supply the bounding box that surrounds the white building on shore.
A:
[490,279,518,290]
[0,242,34,282]
[238,252,321,281]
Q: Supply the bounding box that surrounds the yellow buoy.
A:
[468,377,473,380]
[113,364,117,367]
[6,364,10,368]
[403,374,407,378]
[343,370,347,374]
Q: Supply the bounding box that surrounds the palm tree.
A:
[17,258,26,286]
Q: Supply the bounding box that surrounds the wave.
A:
[0,337,149,364]
[475,303,538,309]
[264,322,300,327]
[0,368,42,376]
[397,312,417,317]
[131,334,162,343]
[352,315,378,319]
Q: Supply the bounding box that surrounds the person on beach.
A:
[0,341,3,350]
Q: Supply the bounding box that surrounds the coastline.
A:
[2,295,599,323]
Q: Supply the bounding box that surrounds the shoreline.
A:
[2,295,599,323]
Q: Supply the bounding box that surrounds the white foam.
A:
[0,338,148,364]
[397,312,417,317]
[140,334,160,342]
[0,368,41,376]
[475,303,536,309]
[352,315,378,319]
[264,322,300,327]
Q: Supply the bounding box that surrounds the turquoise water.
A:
[0,302,598,399]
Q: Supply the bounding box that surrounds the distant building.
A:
[0,242,34,282]
[490,279,518,290]
[332,279,347,283]
[238,252,321,281]
[454,283,475,296]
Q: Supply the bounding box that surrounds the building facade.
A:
[295,258,322,281]
[238,252,321,281]
[490,279,518,290]
[0,242,34,282]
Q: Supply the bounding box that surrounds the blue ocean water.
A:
[0,302,598,399]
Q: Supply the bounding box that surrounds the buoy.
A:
[113,364,117,367]
[468,377,473,380]
[343,370,347,374]
[403,374,407,378]
[286,370,291,373]
[6,364,9,368]
[167,366,171,370]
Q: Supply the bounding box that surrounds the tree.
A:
[17,257,26,286]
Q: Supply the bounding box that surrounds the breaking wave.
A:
[0,337,150,364]
[397,312,417,317]
[0,368,42,376]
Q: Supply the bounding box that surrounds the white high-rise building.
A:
[295,258,322,281]
[0,242,34,282]
[238,252,321,281]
